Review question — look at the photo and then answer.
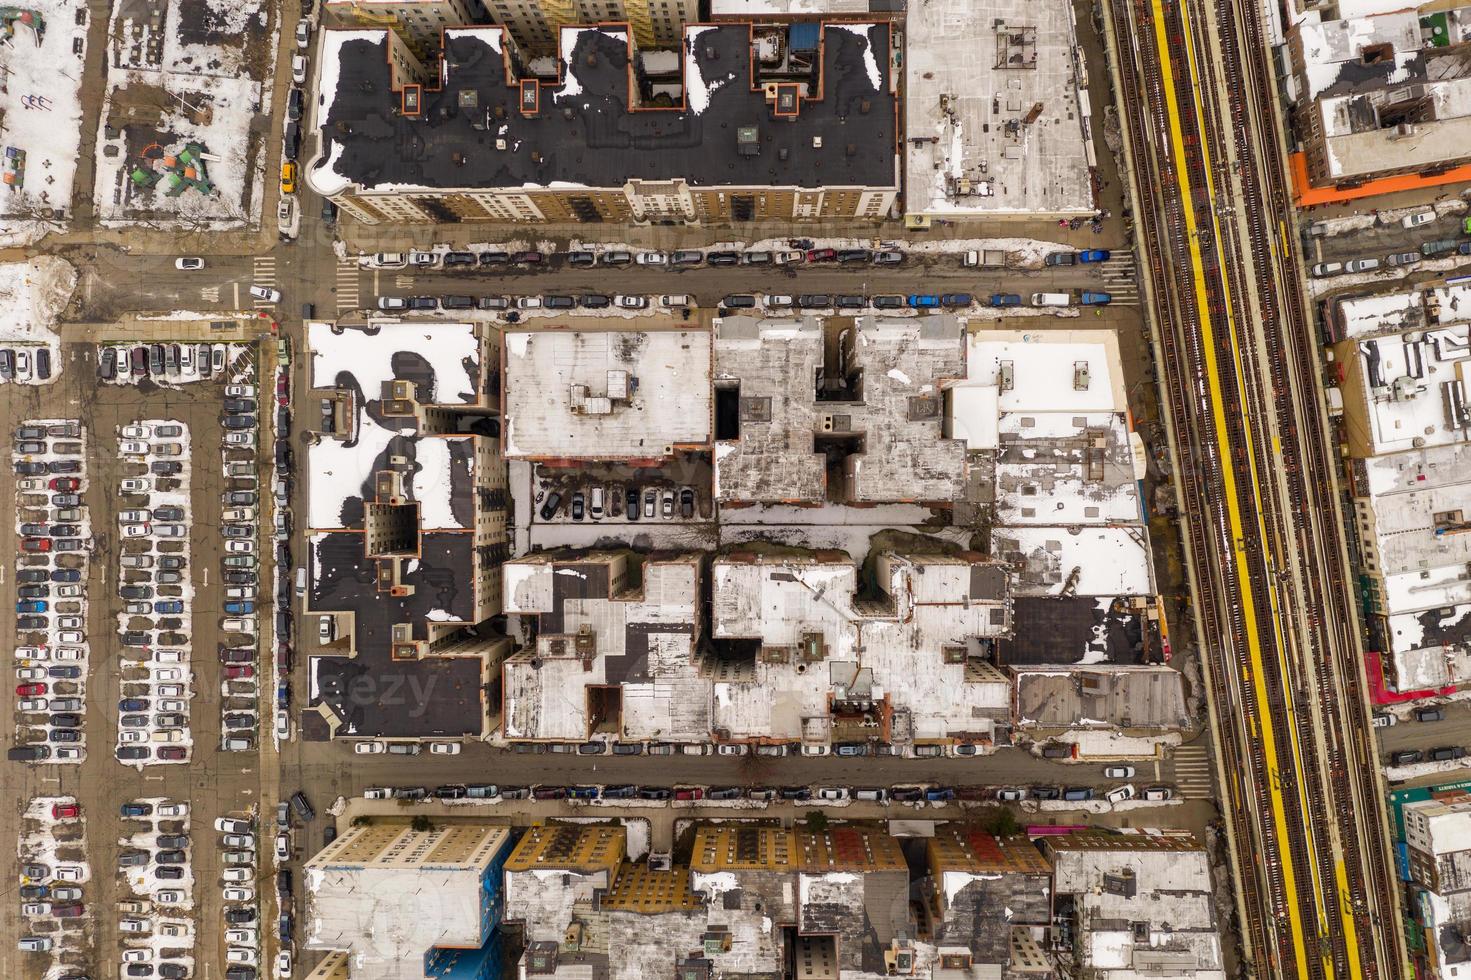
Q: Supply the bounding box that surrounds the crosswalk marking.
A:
[336,259,361,313]
[251,256,277,308]
[1097,255,1140,306]
[1169,743,1216,799]
[394,274,416,289]
[200,285,220,303]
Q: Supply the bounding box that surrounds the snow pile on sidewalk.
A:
[0,0,91,247]
[0,257,76,380]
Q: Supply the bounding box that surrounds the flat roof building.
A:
[500,550,709,742]
[303,823,513,979]
[1289,9,1471,188]
[302,320,510,741]
[903,0,1095,220]
[925,826,1053,970]
[1403,792,1471,978]
[502,327,712,461]
[308,21,898,225]
[713,313,971,504]
[1328,283,1471,343]
[711,548,1012,748]
[1044,832,1227,980]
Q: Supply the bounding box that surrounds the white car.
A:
[121,425,152,440]
[155,524,186,537]
[223,887,256,904]
[249,285,282,303]
[275,832,291,859]
[121,522,151,538]
[277,195,300,241]
[430,741,461,755]
[215,817,252,834]
[174,257,204,271]
[119,730,146,744]
[53,648,84,662]
[291,54,307,85]
[16,667,46,681]
[222,617,256,634]
[18,698,47,712]
[762,294,794,308]
[55,586,82,599]
[120,440,150,455]
[55,747,82,761]
[295,18,311,48]
[1103,765,1135,779]
[659,294,690,308]
[226,927,258,945]
[225,384,256,397]
[364,787,392,799]
[222,866,252,882]
[158,802,188,817]
[54,865,84,881]
[816,787,849,801]
[57,630,84,644]
[277,950,294,978]
[155,649,185,664]
[226,539,255,553]
[1402,209,1436,228]
[613,295,647,309]
[123,949,152,963]
[635,251,667,265]
[152,668,183,682]
[120,509,151,523]
[120,917,152,933]
[1105,784,1136,803]
[15,646,46,660]
[355,740,386,754]
[120,478,150,493]
[227,947,259,966]
[155,684,184,698]
[514,296,543,310]
[223,832,255,849]
[377,296,408,311]
[275,709,290,739]
[225,431,256,448]
[156,889,186,904]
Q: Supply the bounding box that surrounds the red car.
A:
[20,538,52,553]
[276,372,289,406]
[47,477,80,492]
[805,248,837,262]
[51,803,79,819]
[16,683,47,696]
[674,787,704,801]
[157,746,187,760]
[224,665,255,679]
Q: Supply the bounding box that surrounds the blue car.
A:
[568,786,599,800]
[119,698,149,712]
[939,293,973,308]
[224,600,255,615]
[924,786,956,802]
[989,293,1023,307]
[1079,291,1112,306]
[907,294,940,308]
[16,600,47,613]
[154,601,184,614]
[50,569,81,583]
[1078,249,1111,263]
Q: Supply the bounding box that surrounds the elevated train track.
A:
[1100,0,1406,975]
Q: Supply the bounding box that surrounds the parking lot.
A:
[2,322,285,980]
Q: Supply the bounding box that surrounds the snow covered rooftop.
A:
[903,0,1095,217]
[307,320,485,407]
[502,328,711,460]
[993,411,1142,526]
[1331,290,1427,342]
[500,552,708,741]
[960,329,1128,417]
[713,313,971,504]
[711,551,1012,741]
[304,824,511,979]
[992,526,1156,597]
[1342,324,1471,456]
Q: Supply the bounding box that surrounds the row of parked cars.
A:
[12,422,91,763]
[363,781,1167,805]
[115,421,196,764]
[16,799,87,958]
[0,344,54,382]
[370,246,907,270]
[99,342,235,386]
[212,812,291,978]
[117,799,194,977]
[538,484,697,522]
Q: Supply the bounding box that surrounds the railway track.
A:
[1101,0,1404,975]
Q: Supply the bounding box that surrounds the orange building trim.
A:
[1291,151,1471,207]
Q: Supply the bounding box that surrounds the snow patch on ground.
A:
[0,256,76,385]
[0,0,90,247]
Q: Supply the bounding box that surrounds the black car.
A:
[406,296,438,310]
[279,911,293,943]
[779,786,811,801]
[287,87,304,121]
[570,492,584,520]
[834,295,865,309]
[50,569,81,582]
[543,295,576,309]
[601,784,637,799]
[148,344,165,375]
[290,790,315,820]
[47,728,81,743]
[1430,746,1466,762]
[15,461,46,475]
[18,569,49,584]
[890,786,925,802]
[680,487,694,518]
[442,251,477,267]
[707,251,741,266]
[18,584,48,598]
[707,786,743,800]
[722,295,757,309]
[538,491,562,520]
[283,120,301,161]
[441,295,475,309]
[157,834,189,849]
[48,460,80,474]
[49,714,82,728]
[225,491,257,506]
[638,786,672,800]
[836,249,871,263]
[566,251,596,266]
[99,347,118,380]
[153,506,184,521]
[579,294,611,309]
[511,250,544,264]
[939,293,973,308]
[1029,785,1062,800]
[277,869,293,897]
[223,398,256,414]
[478,251,511,265]
[797,294,831,309]
[155,850,187,865]
[435,784,467,799]
[225,907,257,924]
[17,615,47,630]
[1044,251,1077,266]
[577,741,606,755]
[151,461,183,476]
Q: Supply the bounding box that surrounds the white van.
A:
[589,486,605,520]
[1030,292,1072,307]
[296,566,308,597]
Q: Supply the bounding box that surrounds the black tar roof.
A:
[998,596,1164,666]
[314,22,895,192]
[309,530,487,738]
